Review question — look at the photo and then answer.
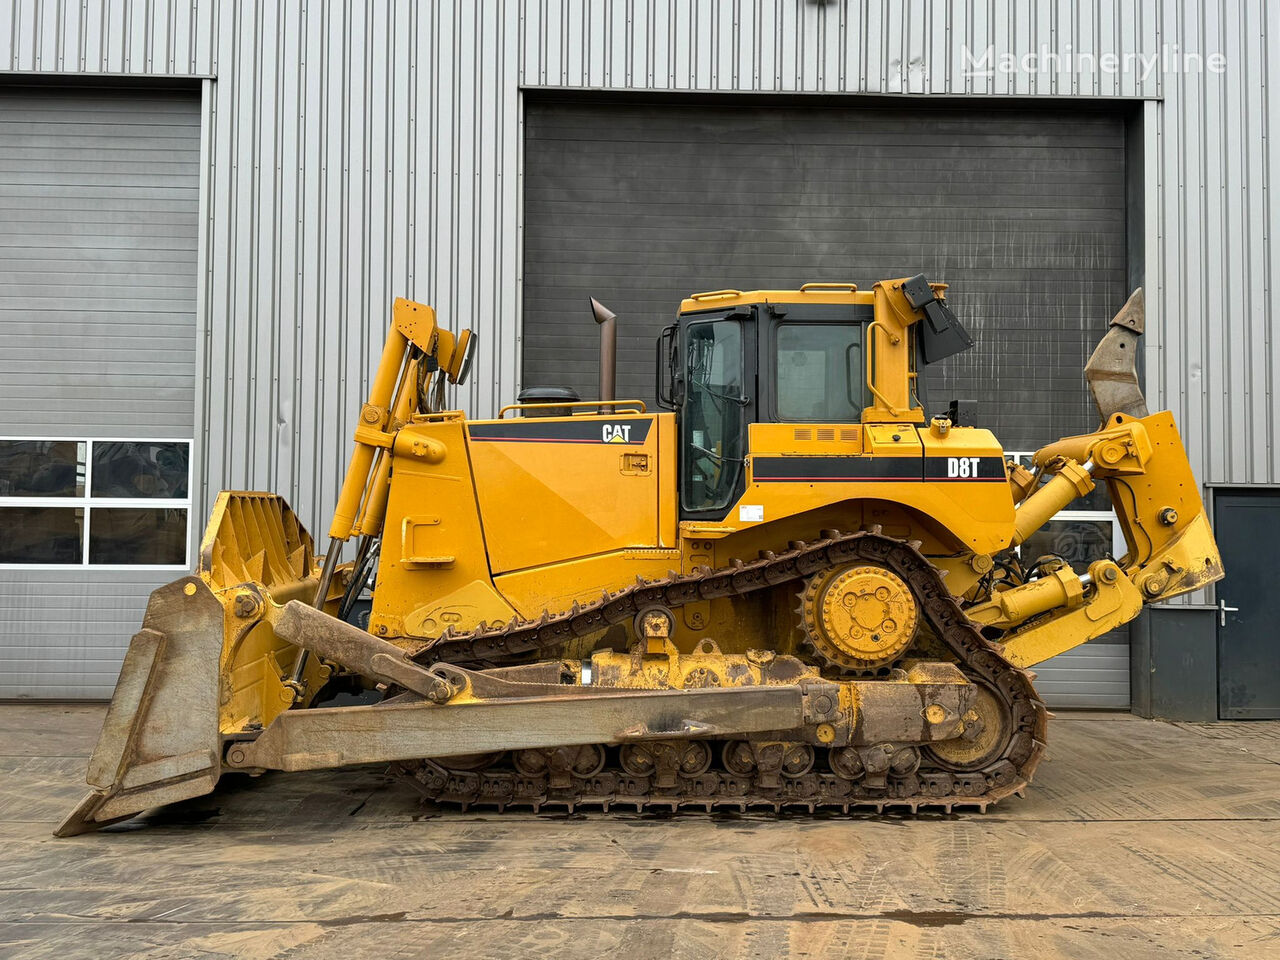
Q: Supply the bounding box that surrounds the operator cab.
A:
[656,278,973,520]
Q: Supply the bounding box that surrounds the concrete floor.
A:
[1,705,1278,959]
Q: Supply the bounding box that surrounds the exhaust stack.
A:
[591,297,617,414]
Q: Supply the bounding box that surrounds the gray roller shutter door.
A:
[0,86,200,698]
[523,98,1129,708]
[1032,642,1130,709]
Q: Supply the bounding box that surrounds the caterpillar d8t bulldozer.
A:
[59,277,1223,835]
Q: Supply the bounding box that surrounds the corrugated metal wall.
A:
[520,0,1161,98]
[189,2,522,537]
[3,0,1274,540]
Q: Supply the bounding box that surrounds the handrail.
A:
[688,289,743,302]
[497,399,647,418]
[865,320,905,416]
[800,282,858,293]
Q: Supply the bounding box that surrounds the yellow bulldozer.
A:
[58,277,1222,834]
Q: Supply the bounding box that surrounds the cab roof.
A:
[679,283,875,314]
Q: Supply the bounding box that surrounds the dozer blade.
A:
[56,576,225,836]
[58,491,321,836]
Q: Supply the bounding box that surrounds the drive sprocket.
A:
[798,563,919,673]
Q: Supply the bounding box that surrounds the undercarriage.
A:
[226,530,1047,816]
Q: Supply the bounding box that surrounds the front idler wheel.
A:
[923,684,1013,772]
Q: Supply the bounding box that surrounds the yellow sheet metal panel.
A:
[656,413,679,548]
[494,548,680,621]
[370,418,516,640]
[467,413,664,574]
[751,422,862,456]
[916,425,1017,550]
[727,423,1015,555]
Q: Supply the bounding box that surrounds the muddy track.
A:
[400,530,1048,811]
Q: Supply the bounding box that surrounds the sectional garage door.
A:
[0,86,201,698]
[523,97,1130,708]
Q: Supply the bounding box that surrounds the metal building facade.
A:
[1,1,1276,699]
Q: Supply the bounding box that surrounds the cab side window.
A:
[776,323,865,421]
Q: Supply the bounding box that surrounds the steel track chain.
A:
[400,530,1049,812]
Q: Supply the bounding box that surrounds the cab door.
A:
[679,308,755,520]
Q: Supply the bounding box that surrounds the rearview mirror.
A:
[656,324,677,409]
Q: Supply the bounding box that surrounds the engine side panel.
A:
[714,422,1015,555]
[467,412,676,574]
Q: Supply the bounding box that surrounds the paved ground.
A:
[1,705,1278,959]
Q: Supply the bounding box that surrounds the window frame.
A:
[0,436,194,571]
[759,302,875,424]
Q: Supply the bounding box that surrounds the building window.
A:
[1006,451,1124,573]
[0,439,192,569]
